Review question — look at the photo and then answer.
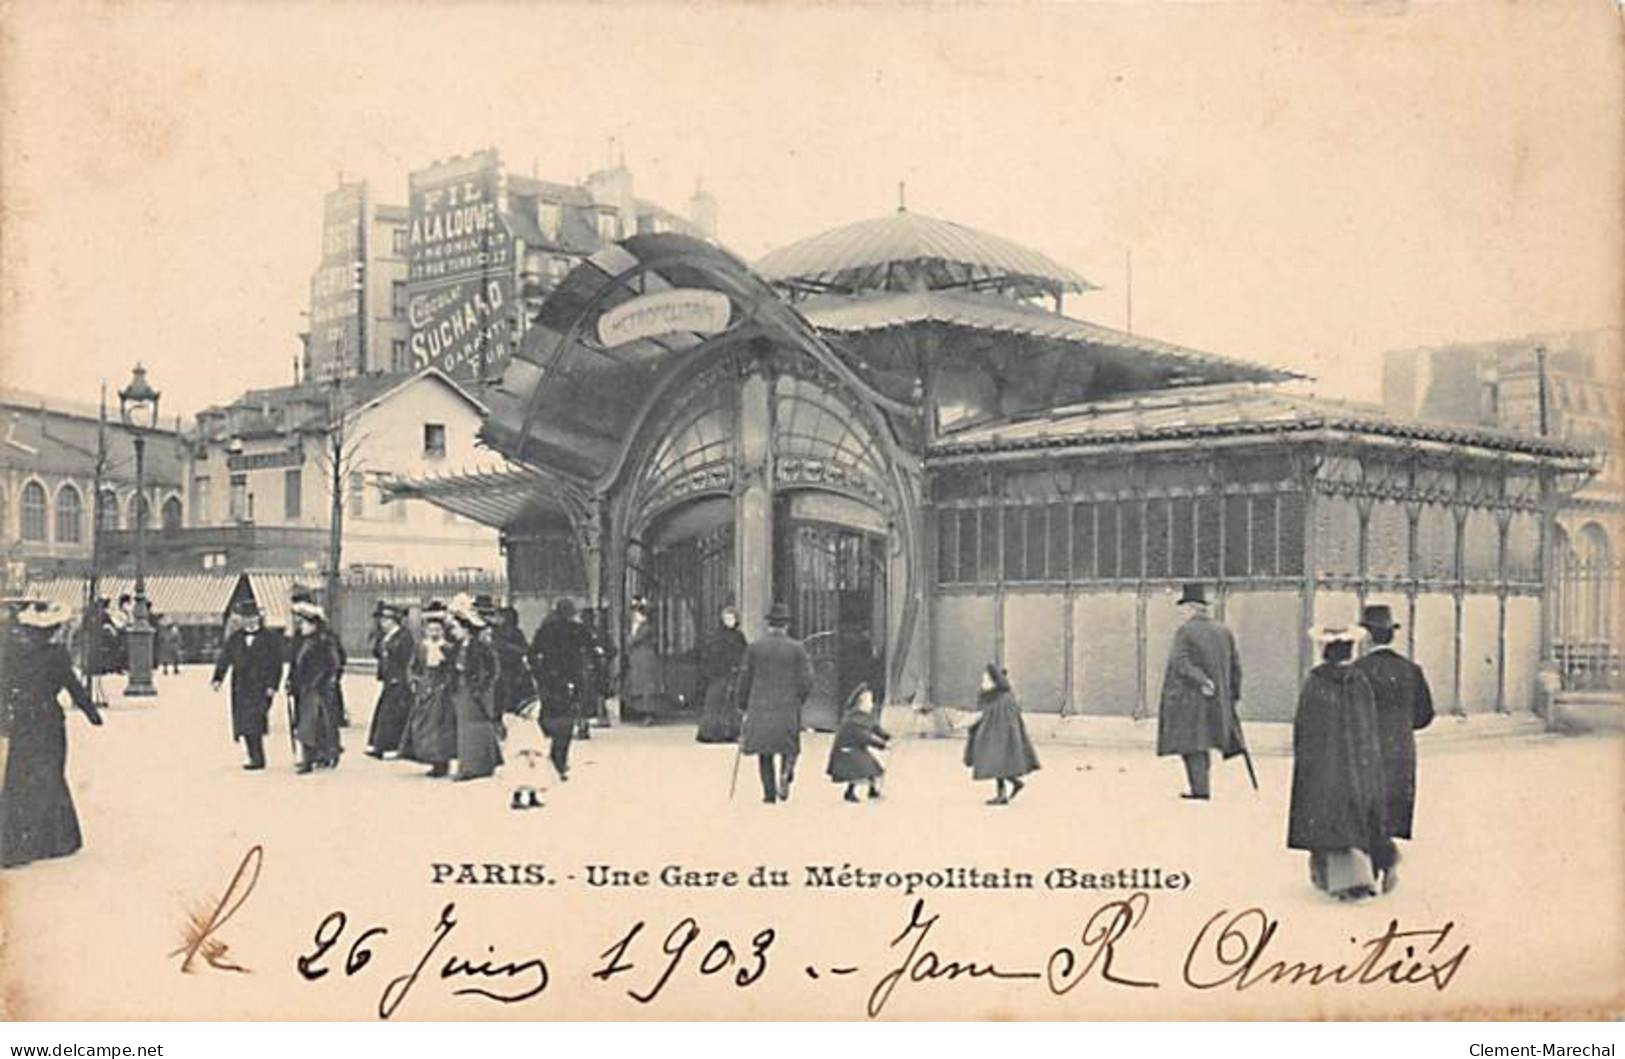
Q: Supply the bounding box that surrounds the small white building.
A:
[188,369,504,578]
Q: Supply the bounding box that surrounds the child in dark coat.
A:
[826,683,891,802]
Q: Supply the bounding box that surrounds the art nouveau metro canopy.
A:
[479,233,902,487]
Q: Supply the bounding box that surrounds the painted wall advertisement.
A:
[306,182,366,381]
[407,149,516,382]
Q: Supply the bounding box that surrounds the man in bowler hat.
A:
[211,601,286,770]
[1155,583,1247,800]
[1353,602,1434,894]
[735,602,814,803]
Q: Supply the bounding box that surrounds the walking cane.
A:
[285,689,297,758]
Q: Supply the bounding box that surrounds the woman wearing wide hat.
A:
[401,601,457,777]
[447,593,502,781]
[826,682,891,802]
[1287,625,1391,902]
[696,604,747,743]
[289,601,344,773]
[965,664,1040,805]
[1,601,103,869]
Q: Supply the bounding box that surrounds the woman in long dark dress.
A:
[827,682,890,802]
[696,605,747,743]
[623,603,663,725]
[1,602,103,869]
[449,594,502,781]
[965,664,1040,805]
[400,604,457,777]
[289,603,343,774]
[1287,626,1391,902]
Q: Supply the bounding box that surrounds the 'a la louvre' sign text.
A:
[597,289,733,348]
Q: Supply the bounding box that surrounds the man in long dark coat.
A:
[530,598,593,779]
[210,601,285,770]
[1155,583,1246,800]
[1353,603,1434,893]
[365,604,416,758]
[735,601,814,804]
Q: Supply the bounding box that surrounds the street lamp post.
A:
[119,363,160,699]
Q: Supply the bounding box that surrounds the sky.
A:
[1,1,1620,421]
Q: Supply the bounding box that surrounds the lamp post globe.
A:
[117,363,160,699]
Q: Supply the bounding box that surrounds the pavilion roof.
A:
[929,382,1600,465]
[756,209,1096,299]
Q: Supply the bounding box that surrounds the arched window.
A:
[128,492,150,531]
[55,484,83,544]
[20,481,48,541]
[161,495,183,532]
[97,489,120,531]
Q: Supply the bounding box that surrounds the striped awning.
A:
[386,463,576,532]
[23,573,240,624]
[244,570,306,629]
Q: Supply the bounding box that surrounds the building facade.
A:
[1383,330,1622,688]
[172,369,504,578]
[0,388,188,589]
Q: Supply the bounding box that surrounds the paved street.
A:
[2,665,1620,1021]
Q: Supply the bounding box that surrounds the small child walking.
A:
[964,664,1040,805]
[826,682,891,802]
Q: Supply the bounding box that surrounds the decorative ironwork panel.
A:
[1366,501,1409,579]
[774,376,890,508]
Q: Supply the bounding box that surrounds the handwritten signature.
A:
[170,844,263,974]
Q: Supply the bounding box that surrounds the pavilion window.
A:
[957,508,980,585]
[1120,500,1144,580]
[1196,496,1221,578]
[1170,496,1196,578]
[1463,508,1499,582]
[1145,498,1171,580]
[1002,506,1025,581]
[1250,494,1279,576]
[978,506,999,583]
[1223,495,1250,577]
[1025,505,1051,580]
[1046,502,1069,580]
[1277,492,1306,576]
[1071,501,1097,580]
[1366,501,1409,579]
[935,509,958,586]
[1416,504,1457,581]
[1097,501,1121,580]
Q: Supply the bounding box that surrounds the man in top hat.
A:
[1353,602,1434,894]
[1156,582,1247,800]
[734,602,814,804]
[530,597,594,779]
[211,601,286,770]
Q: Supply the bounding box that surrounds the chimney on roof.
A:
[689,178,719,240]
